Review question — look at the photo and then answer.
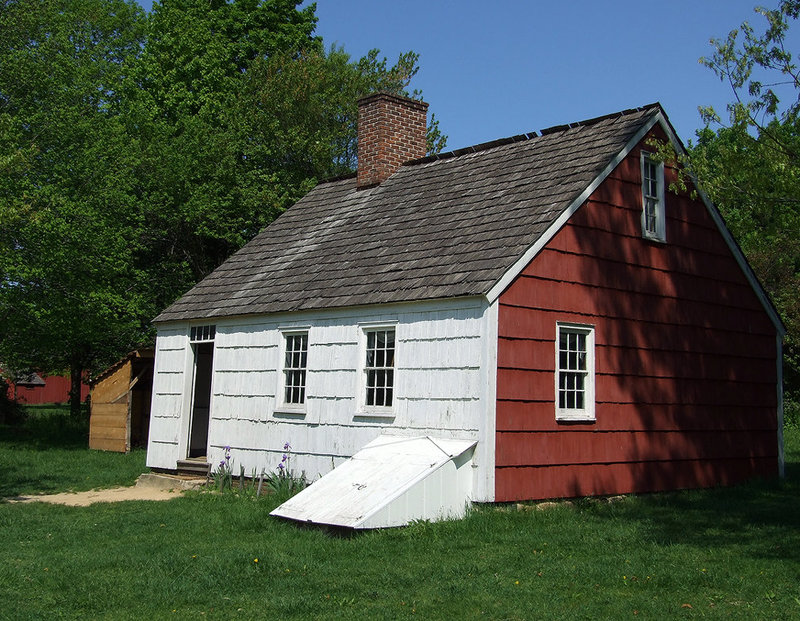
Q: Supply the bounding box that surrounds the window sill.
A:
[353,410,396,423]
[641,233,666,244]
[273,408,306,420]
[556,414,596,424]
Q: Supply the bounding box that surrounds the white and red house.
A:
[146,94,784,524]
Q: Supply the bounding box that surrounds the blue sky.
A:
[134,1,792,150]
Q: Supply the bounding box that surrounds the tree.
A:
[0,0,149,416]
[687,1,800,421]
[0,0,447,420]
[135,1,446,287]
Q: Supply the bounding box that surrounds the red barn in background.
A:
[5,372,89,405]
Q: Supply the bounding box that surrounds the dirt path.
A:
[7,486,186,506]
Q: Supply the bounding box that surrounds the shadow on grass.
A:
[584,431,800,564]
[0,404,89,450]
[0,405,147,498]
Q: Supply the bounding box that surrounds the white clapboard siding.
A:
[146,327,189,468]
[213,370,276,399]
[148,297,496,498]
[213,344,276,371]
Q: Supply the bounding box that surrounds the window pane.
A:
[283,333,307,405]
[364,329,395,408]
[557,326,592,414]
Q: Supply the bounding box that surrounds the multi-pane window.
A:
[556,324,595,421]
[283,333,308,406]
[641,153,665,241]
[364,328,395,408]
[190,325,215,342]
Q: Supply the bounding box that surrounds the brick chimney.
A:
[357,93,429,189]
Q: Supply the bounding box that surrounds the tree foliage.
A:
[0,0,445,415]
[0,0,149,414]
[689,0,800,420]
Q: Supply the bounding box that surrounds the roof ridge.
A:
[539,102,661,135]
[405,102,663,166]
[316,171,357,185]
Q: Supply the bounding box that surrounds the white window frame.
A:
[189,324,216,343]
[277,330,308,413]
[358,324,397,415]
[555,322,595,422]
[640,151,666,242]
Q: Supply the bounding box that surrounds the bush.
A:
[784,397,800,430]
[0,381,26,425]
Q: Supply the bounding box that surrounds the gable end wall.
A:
[495,127,780,501]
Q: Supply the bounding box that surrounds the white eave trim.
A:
[487,112,662,303]
[485,109,786,338]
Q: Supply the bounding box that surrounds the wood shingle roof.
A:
[155,104,662,323]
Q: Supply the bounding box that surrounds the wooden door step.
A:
[176,459,211,476]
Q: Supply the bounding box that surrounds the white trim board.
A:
[486,112,662,302]
[486,108,785,339]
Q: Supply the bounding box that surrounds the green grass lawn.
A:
[1,410,799,619]
[0,405,147,497]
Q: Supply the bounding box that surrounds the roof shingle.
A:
[155,104,661,323]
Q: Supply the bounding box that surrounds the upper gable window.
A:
[640,152,665,242]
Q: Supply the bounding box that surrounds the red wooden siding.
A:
[6,375,90,405]
[495,128,779,502]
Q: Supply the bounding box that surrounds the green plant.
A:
[784,397,799,430]
[265,442,306,502]
[212,446,233,492]
[0,381,26,426]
